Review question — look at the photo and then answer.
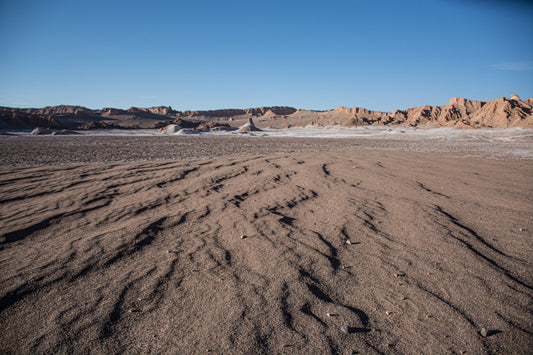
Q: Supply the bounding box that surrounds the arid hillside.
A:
[1,96,531,130]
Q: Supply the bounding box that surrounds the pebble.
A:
[385,311,392,315]
[345,240,351,245]
[341,325,355,334]
[240,235,247,239]
[480,328,488,337]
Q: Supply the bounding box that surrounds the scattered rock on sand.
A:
[480,328,488,337]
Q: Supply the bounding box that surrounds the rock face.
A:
[0,111,63,129]
[157,124,182,135]
[181,106,297,118]
[31,127,53,135]
[319,96,533,128]
[238,117,261,132]
[342,117,366,127]
[77,121,123,130]
[1,96,531,129]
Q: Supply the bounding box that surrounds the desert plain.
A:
[0,130,532,354]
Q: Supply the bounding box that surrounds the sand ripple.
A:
[1,151,532,353]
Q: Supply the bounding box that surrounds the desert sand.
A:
[0,136,532,354]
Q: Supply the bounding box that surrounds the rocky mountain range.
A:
[1,96,531,130]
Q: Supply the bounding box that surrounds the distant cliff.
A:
[1,96,531,129]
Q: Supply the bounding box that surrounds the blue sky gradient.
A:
[1,0,532,112]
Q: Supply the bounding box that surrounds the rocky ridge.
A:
[0,96,531,130]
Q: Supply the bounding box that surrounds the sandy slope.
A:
[0,150,532,354]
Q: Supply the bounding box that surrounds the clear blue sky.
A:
[1,0,532,112]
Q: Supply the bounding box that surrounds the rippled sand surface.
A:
[0,135,532,354]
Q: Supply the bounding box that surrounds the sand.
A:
[0,136,532,354]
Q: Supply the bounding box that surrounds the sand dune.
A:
[1,149,531,354]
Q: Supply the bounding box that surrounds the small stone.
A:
[346,240,351,245]
[385,311,392,315]
[519,228,523,232]
[240,235,247,239]
[480,328,488,337]
[341,325,355,334]
[326,313,331,317]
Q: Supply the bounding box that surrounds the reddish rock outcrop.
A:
[1,97,531,129]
